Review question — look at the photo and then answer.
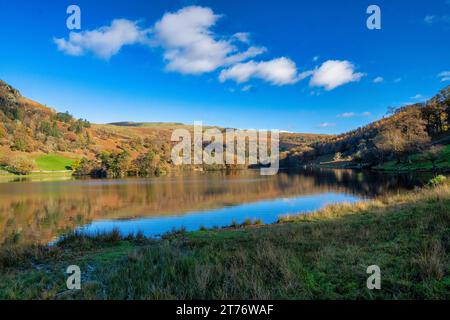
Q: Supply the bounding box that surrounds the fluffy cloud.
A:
[53,6,366,92]
[54,19,149,59]
[373,76,384,83]
[438,71,450,82]
[219,57,308,86]
[220,58,365,89]
[309,60,365,90]
[153,6,266,74]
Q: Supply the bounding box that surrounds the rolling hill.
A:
[0,80,329,174]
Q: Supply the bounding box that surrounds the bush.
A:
[254,219,263,225]
[428,175,447,186]
[3,156,36,175]
[333,152,342,161]
[72,158,99,176]
[11,135,32,152]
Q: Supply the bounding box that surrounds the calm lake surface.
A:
[0,169,432,245]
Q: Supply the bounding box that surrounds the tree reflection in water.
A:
[0,168,432,245]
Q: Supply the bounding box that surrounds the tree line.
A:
[283,86,450,168]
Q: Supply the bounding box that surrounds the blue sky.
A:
[0,0,449,134]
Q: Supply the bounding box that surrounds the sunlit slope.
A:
[0,79,330,167]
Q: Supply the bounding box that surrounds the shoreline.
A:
[1,180,448,299]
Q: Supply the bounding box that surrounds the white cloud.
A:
[438,71,450,82]
[233,32,250,44]
[394,77,402,83]
[153,6,265,74]
[318,122,336,128]
[411,94,424,100]
[53,6,367,92]
[54,19,149,59]
[337,112,356,118]
[337,111,372,118]
[219,57,308,86]
[221,59,365,89]
[309,60,365,90]
[241,85,253,92]
[424,15,436,24]
[224,47,268,65]
[373,76,384,83]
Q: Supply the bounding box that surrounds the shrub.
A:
[333,152,342,161]
[11,134,32,152]
[135,230,145,241]
[73,158,99,176]
[428,175,447,186]
[254,219,263,225]
[162,226,187,239]
[3,156,36,175]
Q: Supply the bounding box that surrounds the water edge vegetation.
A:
[0,177,448,299]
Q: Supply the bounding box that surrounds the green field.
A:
[1,180,449,300]
[377,144,450,172]
[35,154,75,171]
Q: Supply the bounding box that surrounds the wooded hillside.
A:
[283,86,450,169]
[0,80,326,176]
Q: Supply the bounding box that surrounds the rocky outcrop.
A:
[0,80,21,106]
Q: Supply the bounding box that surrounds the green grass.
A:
[377,144,450,172]
[0,171,73,184]
[35,154,75,171]
[0,182,449,300]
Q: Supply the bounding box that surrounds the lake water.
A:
[0,169,431,245]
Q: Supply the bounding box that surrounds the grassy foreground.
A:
[0,183,449,300]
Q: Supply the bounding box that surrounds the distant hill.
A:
[0,80,329,174]
[3,79,448,174]
[108,121,186,127]
[107,121,329,151]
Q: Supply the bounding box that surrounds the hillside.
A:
[282,86,450,171]
[0,80,328,175]
[2,80,449,175]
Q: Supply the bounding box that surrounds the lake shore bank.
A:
[304,144,450,173]
[1,179,449,299]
